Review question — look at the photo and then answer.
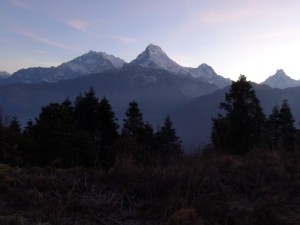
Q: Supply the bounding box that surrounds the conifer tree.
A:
[267,100,296,151]
[156,116,182,156]
[97,97,119,169]
[30,102,97,167]
[279,100,295,151]
[120,101,157,165]
[267,105,281,149]
[98,97,119,146]
[73,87,99,140]
[121,101,145,141]
[0,116,21,165]
[211,75,266,154]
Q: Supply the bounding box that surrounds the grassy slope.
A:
[1,150,300,225]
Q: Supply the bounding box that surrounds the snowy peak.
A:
[130,44,231,87]
[186,63,231,88]
[145,44,166,56]
[130,44,188,75]
[9,51,126,84]
[2,44,231,88]
[274,69,288,78]
[58,50,125,74]
[262,69,300,89]
[196,63,217,77]
[77,50,125,69]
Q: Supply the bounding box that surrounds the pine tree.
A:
[120,101,157,165]
[279,100,295,151]
[30,102,97,167]
[98,97,119,146]
[267,100,296,151]
[156,116,182,156]
[121,101,145,141]
[211,75,266,154]
[97,97,119,170]
[73,87,99,140]
[267,105,281,149]
[0,116,21,165]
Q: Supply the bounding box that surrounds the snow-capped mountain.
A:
[8,51,125,84]
[130,44,189,75]
[261,69,300,89]
[187,64,231,88]
[0,71,10,79]
[57,50,125,75]
[0,44,231,88]
[129,44,231,88]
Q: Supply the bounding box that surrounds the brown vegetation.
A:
[1,149,300,224]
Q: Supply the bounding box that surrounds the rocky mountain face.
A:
[261,69,300,89]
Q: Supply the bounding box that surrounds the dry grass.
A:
[0,149,300,224]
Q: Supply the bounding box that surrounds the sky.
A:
[1,0,300,83]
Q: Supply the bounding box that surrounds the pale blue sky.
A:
[1,0,300,82]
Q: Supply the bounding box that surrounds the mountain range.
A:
[0,44,300,148]
[0,44,231,88]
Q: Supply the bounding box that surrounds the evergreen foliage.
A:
[280,100,296,151]
[121,101,145,141]
[156,116,182,156]
[26,103,97,167]
[0,88,182,168]
[120,101,154,165]
[268,100,296,151]
[97,97,119,170]
[267,105,281,149]
[73,88,100,140]
[211,75,266,154]
[0,116,22,165]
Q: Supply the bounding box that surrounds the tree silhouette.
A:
[267,100,296,151]
[73,88,99,140]
[156,116,182,156]
[267,105,281,149]
[0,116,22,165]
[279,100,295,151]
[121,101,145,141]
[211,75,266,154]
[97,97,119,170]
[120,101,157,165]
[28,102,97,167]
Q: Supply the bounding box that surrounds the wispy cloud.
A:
[110,35,137,43]
[9,0,33,10]
[199,7,267,25]
[64,20,90,33]
[19,30,79,52]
